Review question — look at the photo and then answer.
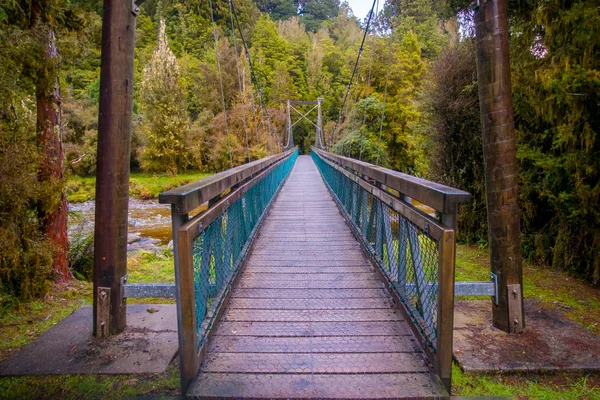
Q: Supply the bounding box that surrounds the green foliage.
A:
[66,171,213,203]
[421,40,486,243]
[424,0,599,284]
[331,128,388,167]
[0,102,54,299]
[139,19,190,175]
[510,0,600,283]
[67,225,94,281]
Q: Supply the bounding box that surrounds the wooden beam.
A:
[474,0,525,333]
[312,148,470,215]
[93,0,137,336]
[159,149,295,215]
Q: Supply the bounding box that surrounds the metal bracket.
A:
[96,287,111,338]
[120,274,129,308]
[507,284,524,333]
[123,283,176,298]
[131,0,140,16]
[453,272,499,305]
[490,272,499,305]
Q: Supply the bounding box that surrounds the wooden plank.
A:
[231,288,389,299]
[207,335,422,353]
[227,297,393,310]
[213,321,414,337]
[236,280,384,289]
[240,272,377,281]
[201,352,429,373]
[189,373,445,399]
[243,266,372,274]
[223,309,403,322]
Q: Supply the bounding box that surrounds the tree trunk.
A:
[474,0,524,333]
[36,28,71,282]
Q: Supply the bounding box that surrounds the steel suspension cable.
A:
[360,0,379,161]
[230,0,281,150]
[228,0,250,162]
[209,0,233,168]
[376,21,394,166]
[331,0,377,150]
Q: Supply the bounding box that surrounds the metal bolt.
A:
[100,290,107,299]
[514,318,519,325]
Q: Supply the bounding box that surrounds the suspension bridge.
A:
[158,132,472,397]
[84,0,527,398]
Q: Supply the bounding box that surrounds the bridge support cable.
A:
[228,0,250,163]
[331,0,377,153]
[285,99,325,150]
[230,0,282,151]
[376,20,394,166]
[208,0,233,168]
[360,0,380,161]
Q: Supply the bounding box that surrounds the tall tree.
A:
[140,19,190,175]
[298,0,340,32]
[34,20,70,281]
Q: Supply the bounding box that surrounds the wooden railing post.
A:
[174,209,199,394]
[436,227,456,392]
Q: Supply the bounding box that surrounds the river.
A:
[68,199,172,253]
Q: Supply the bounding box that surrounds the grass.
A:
[66,170,212,202]
[0,363,180,399]
[127,249,175,284]
[452,363,599,398]
[452,243,600,398]
[455,243,600,334]
[0,250,179,398]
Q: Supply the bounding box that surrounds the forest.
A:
[0,0,598,302]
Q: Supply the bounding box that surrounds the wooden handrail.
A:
[311,147,467,392]
[159,148,297,215]
[312,148,470,214]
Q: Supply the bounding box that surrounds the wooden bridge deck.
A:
[188,155,446,399]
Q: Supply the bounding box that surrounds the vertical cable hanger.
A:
[331,0,378,155]
[209,0,233,168]
[360,0,380,161]
[228,0,250,163]
[230,0,282,151]
[376,18,394,166]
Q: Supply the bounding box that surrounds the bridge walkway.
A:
[188,155,446,399]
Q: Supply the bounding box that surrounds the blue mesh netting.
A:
[312,150,440,351]
[192,150,298,346]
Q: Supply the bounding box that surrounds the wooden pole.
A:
[474,0,525,333]
[317,97,323,148]
[93,0,138,336]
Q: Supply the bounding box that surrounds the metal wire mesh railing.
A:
[312,150,440,349]
[164,148,297,391]
[192,149,298,345]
